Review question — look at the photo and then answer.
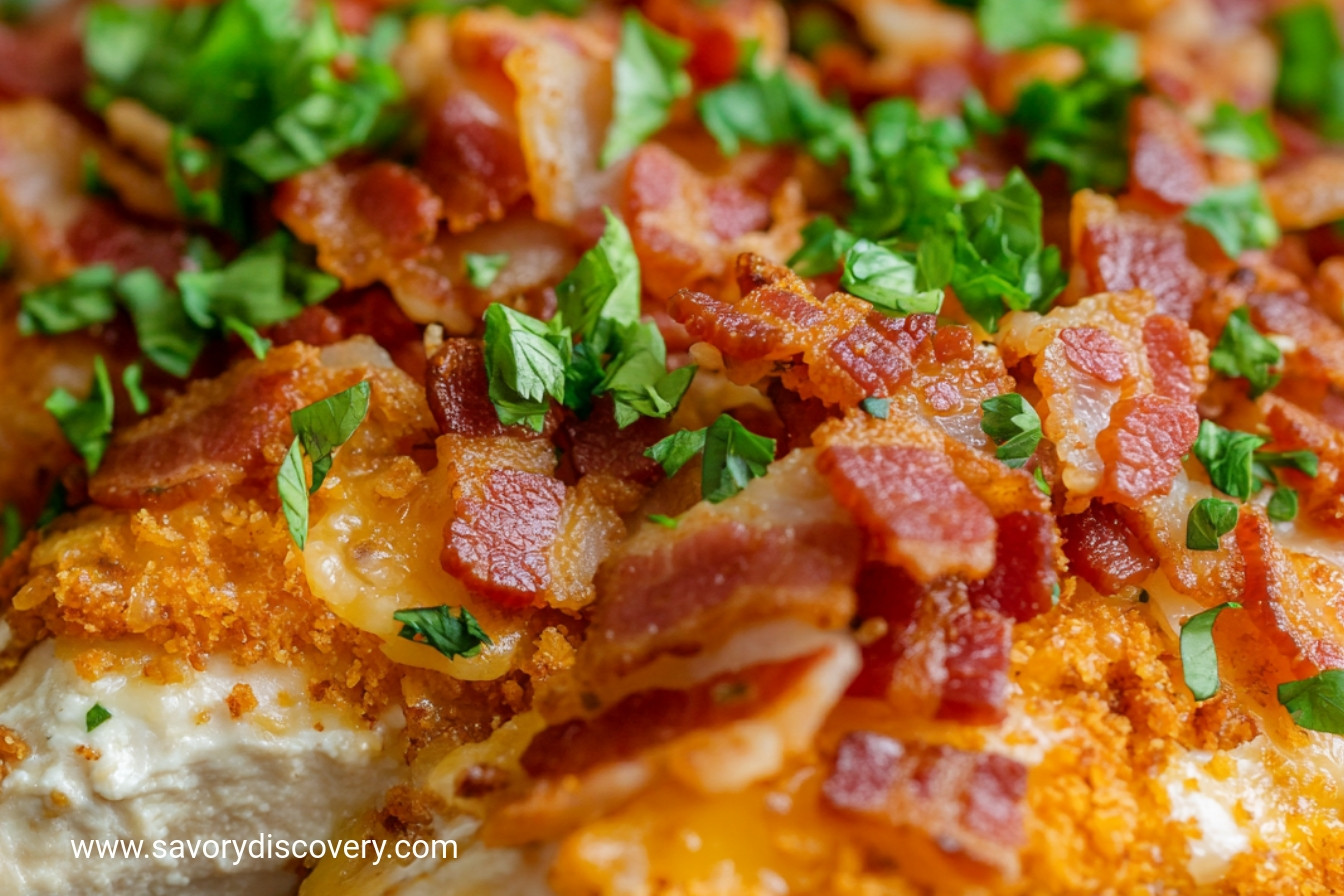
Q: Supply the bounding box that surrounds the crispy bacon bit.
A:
[1059,327,1131,384]
[1236,509,1344,675]
[937,610,1014,725]
[642,0,785,87]
[818,444,996,581]
[418,91,529,233]
[64,202,185,280]
[89,345,348,510]
[1265,154,1344,231]
[966,510,1059,622]
[669,288,791,361]
[1096,394,1199,504]
[1248,289,1344,391]
[347,162,442,258]
[561,398,666,484]
[1072,190,1206,321]
[0,14,84,102]
[1127,96,1208,210]
[444,468,566,609]
[425,339,554,439]
[1058,501,1157,595]
[823,732,1028,879]
[1143,313,1203,403]
[589,518,860,674]
[1260,395,1344,532]
[522,652,823,780]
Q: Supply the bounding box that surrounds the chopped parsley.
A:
[1200,102,1280,163]
[859,396,891,419]
[1278,669,1344,734]
[1186,497,1239,551]
[1209,307,1282,398]
[647,513,679,528]
[1034,466,1051,496]
[464,252,509,289]
[1179,602,1241,700]
[980,393,1043,469]
[84,0,403,231]
[1184,182,1280,259]
[482,209,694,431]
[1,503,21,560]
[122,363,150,415]
[18,265,120,336]
[86,703,112,732]
[975,0,1068,52]
[840,239,944,315]
[1267,486,1299,522]
[600,11,691,168]
[645,414,777,503]
[1272,2,1344,140]
[393,605,492,660]
[46,357,116,474]
[277,381,372,549]
[1192,420,1265,501]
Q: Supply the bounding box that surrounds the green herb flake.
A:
[1186,497,1239,551]
[1185,182,1281,259]
[645,414,777,503]
[18,265,120,336]
[980,393,1043,469]
[976,0,1068,52]
[122,363,150,415]
[46,357,116,474]
[647,513,679,528]
[1209,307,1282,398]
[600,11,691,168]
[1272,2,1344,140]
[859,397,891,419]
[1200,102,1281,163]
[2,503,22,560]
[277,381,372,549]
[464,252,509,289]
[482,303,571,432]
[1034,466,1051,496]
[841,239,944,315]
[393,605,492,660]
[1180,601,1242,700]
[1192,420,1266,501]
[1267,487,1299,522]
[86,703,112,732]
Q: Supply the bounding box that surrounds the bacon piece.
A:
[347,162,442,258]
[1143,313,1203,402]
[622,143,776,299]
[1127,96,1209,210]
[585,451,860,677]
[1095,394,1199,503]
[642,0,786,87]
[1236,509,1344,675]
[818,444,996,581]
[1059,326,1131,384]
[1248,289,1344,391]
[848,565,1011,724]
[823,732,1028,881]
[89,344,368,510]
[0,12,84,101]
[62,203,185,281]
[546,473,636,611]
[937,610,1014,725]
[561,398,665,484]
[444,467,566,610]
[1072,190,1207,321]
[425,339,555,439]
[1265,154,1344,231]
[966,510,1059,622]
[1058,501,1157,595]
[669,288,791,361]
[487,634,858,845]
[418,91,530,233]
[1260,395,1344,533]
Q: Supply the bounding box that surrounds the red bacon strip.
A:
[425,339,556,439]
[1127,96,1209,211]
[823,731,1028,879]
[966,510,1059,622]
[1058,501,1157,595]
[1096,394,1199,503]
[443,467,566,609]
[818,444,996,581]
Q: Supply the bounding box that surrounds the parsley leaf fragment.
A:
[1180,601,1241,701]
[1200,102,1280,163]
[600,11,691,168]
[46,357,116,474]
[1192,420,1265,501]
[86,703,112,732]
[1267,487,1299,522]
[1184,182,1280,259]
[18,265,119,336]
[859,397,890,419]
[2,503,21,560]
[980,393,1043,469]
[1272,2,1344,140]
[464,252,509,289]
[1186,497,1239,551]
[1209,307,1281,398]
[976,0,1068,51]
[277,381,372,549]
[1278,669,1344,734]
[645,414,777,503]
[393,605,492,660]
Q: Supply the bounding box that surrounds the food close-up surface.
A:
[5,0,1344,893]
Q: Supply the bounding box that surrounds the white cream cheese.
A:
[0,640,403,896]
